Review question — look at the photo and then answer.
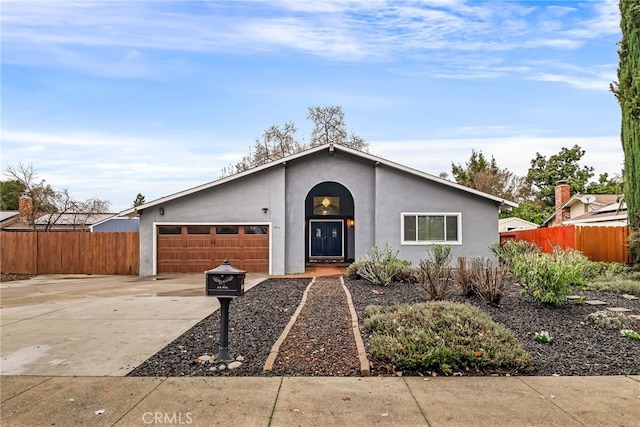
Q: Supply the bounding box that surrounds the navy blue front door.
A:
[310,221,343,257]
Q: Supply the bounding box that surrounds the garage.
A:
[157,225,269,274]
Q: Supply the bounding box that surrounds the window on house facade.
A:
[401,213,461,244]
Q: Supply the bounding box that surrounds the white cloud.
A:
[1,0,621,82]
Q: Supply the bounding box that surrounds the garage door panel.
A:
[243,260,269,273]
[157,239,184,249]
[158,225,269,274]
[186,240,210,248]
[186,251,210,260]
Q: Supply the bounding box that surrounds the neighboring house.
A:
[564,202,627,227]
[2,211,115,231]
[121,143,517,276]
[499,217,539,232]
[542,182,622,227]
[90,215,140,232]
[2,196,114,231]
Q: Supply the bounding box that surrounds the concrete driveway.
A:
[0,274,266,376]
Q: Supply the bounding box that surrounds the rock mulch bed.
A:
[128,277,640,377]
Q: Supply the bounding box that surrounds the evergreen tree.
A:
[0,179,26,210]
[133,193,146,207]
[526,145,594,208]
[611,0,640,237]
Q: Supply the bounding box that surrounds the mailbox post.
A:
[205,259,246,362]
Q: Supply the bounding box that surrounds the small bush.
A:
[364,302,533,375]
[533,331,553,343]
[345,262,362,280]
[355,244,409,286]
[628,230,640,265]
[453,257,476,297]
[490,240,540,268]
[470,258,511,305]
[621,329,640,340]
[586,310,640,331]
[418,245,453,300]
[511,247,588,305]
[584,261,629,280]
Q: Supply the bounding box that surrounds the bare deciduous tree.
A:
[222,106,368,177]
[5,162,110,231]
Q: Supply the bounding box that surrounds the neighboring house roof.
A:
[542,194,620,227]
[90,216,140,232]
[499,217,539,232]
[120,143,518,216]
[564,202,628,226]
[0,211,20,224]
[2,212,115,231]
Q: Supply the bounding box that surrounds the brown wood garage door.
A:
[157,225,269,274]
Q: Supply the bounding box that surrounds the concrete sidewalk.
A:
[2,375,639,426]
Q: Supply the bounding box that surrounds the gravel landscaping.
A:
[127,276,640,378]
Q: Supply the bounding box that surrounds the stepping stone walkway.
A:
[606,307,632,313]
[584,300,608,306]
[571,295,639,319]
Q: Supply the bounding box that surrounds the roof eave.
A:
[119,143,519,215]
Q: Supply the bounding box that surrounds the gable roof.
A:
[499,217,539,228]
[119,143,518,217]
[542,193,621,226]
[0,211,20,223]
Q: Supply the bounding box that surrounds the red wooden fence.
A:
[500,225,631,264]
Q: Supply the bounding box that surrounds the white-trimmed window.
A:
[401,213,461,244]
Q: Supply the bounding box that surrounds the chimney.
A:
[19,195,33,220]
[554,182,571,226]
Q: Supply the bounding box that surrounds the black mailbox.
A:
[205,259,246,297]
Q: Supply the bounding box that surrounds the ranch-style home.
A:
[121,143,517,276]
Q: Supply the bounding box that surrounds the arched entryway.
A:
[305,182,355,263]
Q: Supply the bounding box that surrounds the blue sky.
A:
[1,0,625,211]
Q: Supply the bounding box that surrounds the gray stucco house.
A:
[121,143,516,276]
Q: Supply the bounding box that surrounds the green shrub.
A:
[586,310,640,331]
[628,231,640,265]
[533,331,553,344]
[584,261,630,281]
[490,240,540,268]
[345,261,362,280]
[418,245,453,300]
[364,302,533,375]
[511,247,588,305]
[354,243,409,286]
[621,329,640,340]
